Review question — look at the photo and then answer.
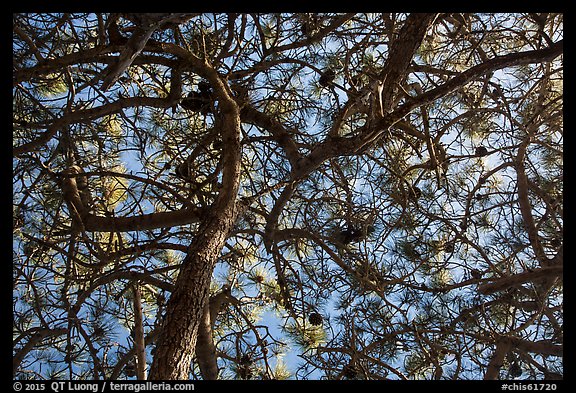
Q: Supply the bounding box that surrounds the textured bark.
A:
[147,206,238,379]
[509,337,563,357]
[265,14,437,244]
[193,287,234,380]
[147,235,220,379]
[148,68,241,380]
[484,338,512,380]
[516,138,549,265]
[269,38,564,245]
[59,166,203,233]
[478,266,562,295]
[100,14,195,91]
[484,336,562,380]
[396,39,563,120]
[132,285,147,380]
[82,207,202,233]
[377,13,438,110]
[195,301,218,379]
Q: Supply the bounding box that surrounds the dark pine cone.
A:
[238,355,253,380]
[179,90,211,114]
[475,146,489,157]
[124,361,136,377]
[470,269,483,279]
[239,354,252,365]
[340,225,364,244]
[319,69,336,87]
[308,312,323,326]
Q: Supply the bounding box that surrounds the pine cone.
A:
[308,312,323,326]
[179,91,211,114]
[319,69,336,87]
[475,146,489,157]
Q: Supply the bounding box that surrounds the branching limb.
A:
[195,285,234,380]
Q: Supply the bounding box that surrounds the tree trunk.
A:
[148,218,230,379]
[148,181,240,380]
[148,74,241,379]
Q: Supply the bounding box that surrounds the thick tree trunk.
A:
[148,71,241,380]
[148,215,233,379]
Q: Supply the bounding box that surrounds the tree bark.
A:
[478,266,562,295]
[484,338,512,380]
[268,38,563,248]
[148,68,242,380]
[195,298,219,380]
[147,206,239,379]
[100,14,195,91]
[132,285,147,380]
[147,239,217,379]
[376,13,438,110]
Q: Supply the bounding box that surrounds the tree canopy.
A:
[13,13,563,380]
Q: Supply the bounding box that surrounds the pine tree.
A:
[13,13,563,380]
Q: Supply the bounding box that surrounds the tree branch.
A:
[14,96,179,157]
[100,13,195,91]
[484,337,512,380]
[195,286,233,380]
[400,40,563,119]
[132,285,147,380]
[377,13,438,111]
[477,266,562,296]
[13,328,68,376]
